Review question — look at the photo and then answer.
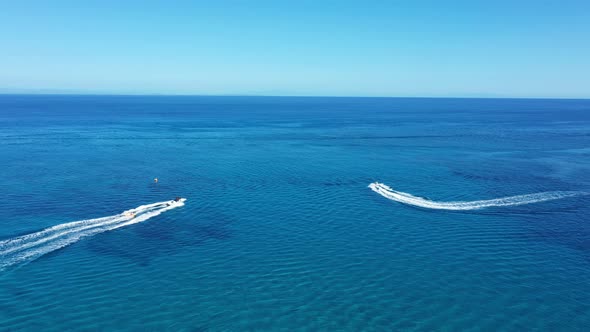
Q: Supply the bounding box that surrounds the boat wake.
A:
[0,199,186,270]
[369,182,583,211]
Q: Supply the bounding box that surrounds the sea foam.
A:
[0,199,185,270]
[369,182,582,210]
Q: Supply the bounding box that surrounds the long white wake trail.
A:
[0,199,186,270]
[369,182,583,211]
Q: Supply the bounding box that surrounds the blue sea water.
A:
[1,95,589,331]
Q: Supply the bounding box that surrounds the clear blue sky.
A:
[1,1,589,98]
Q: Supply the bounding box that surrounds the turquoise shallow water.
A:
[1,95,589,331]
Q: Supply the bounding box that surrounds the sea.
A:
[0,95,589,331]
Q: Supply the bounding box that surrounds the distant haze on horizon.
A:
[1,1,589,98]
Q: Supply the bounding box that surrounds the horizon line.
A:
[1,92,589,101]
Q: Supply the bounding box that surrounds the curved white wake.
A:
[0,199,186,270]
[369,182,583,210]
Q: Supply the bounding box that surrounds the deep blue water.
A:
[1,95,589,331]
